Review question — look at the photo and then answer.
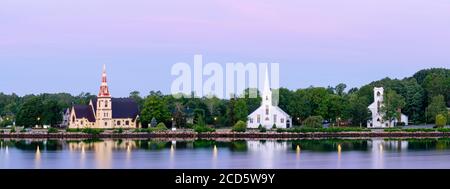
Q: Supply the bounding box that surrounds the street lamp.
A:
[214,117,218,128]
[171,117,176,131]
[37,117,41,128]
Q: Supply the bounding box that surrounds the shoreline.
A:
[1,131,450,139]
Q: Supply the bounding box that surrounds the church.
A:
[68,65,140,129]
[247,70,292,129]
[367,87,408,128]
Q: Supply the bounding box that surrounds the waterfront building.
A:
[367,87,408,128]
[247,69,292,129]
[68,65,140,129]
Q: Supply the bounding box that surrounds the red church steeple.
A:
[98,64,111,97]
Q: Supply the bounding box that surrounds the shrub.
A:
[396,122,406,126]
[303,116,324,128]
[258,125,267,133]
[66,128,81,132]
[272,124,277,130]
[10,127,16,133]
[232,121,247,133]
[436,114,447,128]
[113,128,124,134]
[276,128,286,133]
[194,125,216,133]
[47,127,59,134]
[148,123,169,133]
[82,128,104,135]
[0,130,4,133]
[437,128,450,132]
[20,128,27,133]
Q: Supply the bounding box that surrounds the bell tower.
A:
[96,64,113,128]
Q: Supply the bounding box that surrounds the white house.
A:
[247,70,292,129]
[367,87,408,128]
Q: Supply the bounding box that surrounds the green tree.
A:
[381,90,406,127]
[129,91,144,109]
[426,95,447,123]
[41,99,63,127]
[234,98,248,122]
[141,93,171,127]
[303,116,323,128]
[435,114,447,128]
[343,94,370,126]
[226,95,237,126]
[16,97,44,128]
[335,83,347,96]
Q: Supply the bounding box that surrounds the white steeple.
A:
[262,68,272,106]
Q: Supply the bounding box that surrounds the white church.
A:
[247,70,292,129]
[367,87,408,128]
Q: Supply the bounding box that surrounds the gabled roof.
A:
[111,98,139,119]
[91,97,139,120]
[73,105,96,122]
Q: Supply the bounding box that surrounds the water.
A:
[1,138,450,169]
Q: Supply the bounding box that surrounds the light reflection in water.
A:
[35,146,41,169]
[3,138,450,169]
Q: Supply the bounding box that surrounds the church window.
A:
[274,114,277,123]
[265,117,269,121]
[117,121,121,126]
[266,105,269,115]
[257,115,261,123]
[377,92,381,97]
[249,118,253,124]
[281,118,285,123]
[266,96,269,101]
[72,116,75,123]
[81,121,84,125]
[105,122,108,127]
[126,121,130,126]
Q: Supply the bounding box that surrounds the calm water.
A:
[1,138,450,169]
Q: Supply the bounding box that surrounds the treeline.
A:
[0,68,449,128]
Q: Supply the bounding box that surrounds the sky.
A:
[0,0,449,97]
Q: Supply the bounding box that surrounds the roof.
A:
[111,98,139,119]
[91,98,139,119]
[73,105,96,122]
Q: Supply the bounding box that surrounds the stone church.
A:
[68,65,140,129]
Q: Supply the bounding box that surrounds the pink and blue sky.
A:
[0,0,449,97]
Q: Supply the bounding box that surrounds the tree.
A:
[335,83,347,96]
[435,114,447,128]
[234,98,248,122]
[403,78,425,124]
[16,97,44,128]
[342,94,370,126]
[173,102,187,128]
[381,90,406,127]
[303,116,323,128]
[226,95,237,126]
[41,99,63,127]
[141,94,171,127]
[129,91,144,109]
[426,95,447,123]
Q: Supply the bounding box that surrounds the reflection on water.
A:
[2,138,450,169]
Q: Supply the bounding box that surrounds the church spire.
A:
[98,64,111,97]
[262,67,272,106]
[263,67,271,94]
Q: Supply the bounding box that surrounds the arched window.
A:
[266,105,269,115]
[257,115,261,123]
[117,121,121,126]
[105,122,108,127]
[274,114,277,123]
[377,92,381,97]
[72,115,75,123]
[125,121,130,126]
